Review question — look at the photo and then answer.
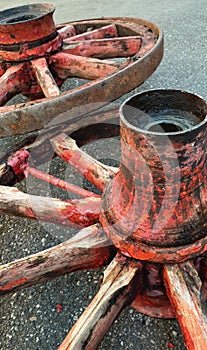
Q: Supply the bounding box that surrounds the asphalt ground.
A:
[0,0,207,349]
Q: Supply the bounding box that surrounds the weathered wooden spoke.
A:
[31,57,60,97]
[58,253,142,350]
[0,63,30,105]
[51,133,118,191]
[62,24,118,42]
[62,36,142,58]
[49,52,119,80]
[0,185,101,227]
[26,166,100,198]
[164,262,207,350]
[0,224,114,295]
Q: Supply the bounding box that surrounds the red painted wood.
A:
[0,4,56,45]
[50,52,119,80]
[164,262,207,350]
[26,166,100,198]
[51,133,118,191]
[0,4,62,61]
[131,262,176,318]
[58,25,76,39]
[63,37,142,58]
[63,24,118,43]
[0,37,62,62]
[31,57,60,97]
[0,224,114,294]
[101,90,207,263]
[58,253,141,350]
[0,64,31,105]
[7,148,29,181]
[0,185,101,227]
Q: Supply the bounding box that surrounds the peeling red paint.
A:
[7,149,30,181]
[63,24,118,43]
[63,37,142,58]
[101,90,207,263]
[26,166,100,198]
[0,277,27,290]
[0,4,62,61]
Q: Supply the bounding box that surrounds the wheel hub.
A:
[100,89,207,317]
[101,90,207,263]
[0,4,62,62]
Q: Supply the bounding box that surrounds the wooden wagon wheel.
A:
[0,3,163,137]
[0,91,207,350]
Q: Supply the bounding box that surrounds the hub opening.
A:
[6,15,37,24]
[0,4,55,25]
[121,90,207,135]
[147,121,183,133]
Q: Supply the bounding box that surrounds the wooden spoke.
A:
[163,261,207,350]
[51,133,118,191]
[49,52,119,80]
[31,57,60,97]
[63,37,142,58]
[58,253,142,350]
[0,63,30,105]
[26,166,100,198]
[58,25,77,40]
[63,24,118,43]
[0,185,101,227]
[0,224,114,295]
[138,35,158,58]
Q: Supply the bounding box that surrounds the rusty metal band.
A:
[0,30,58,52]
